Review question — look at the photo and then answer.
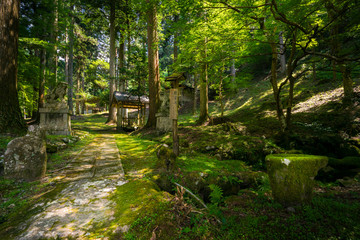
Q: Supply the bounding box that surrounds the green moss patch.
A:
[114,134,158,178]
[180,125,281,169]
[171,153,265,199]
[107,179,172,239]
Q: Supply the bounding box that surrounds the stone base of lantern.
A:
[39,107,72,135]
[156,114,172,132]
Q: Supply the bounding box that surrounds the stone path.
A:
[15,134,126,240]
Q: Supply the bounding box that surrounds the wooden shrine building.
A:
[111,91,149,129]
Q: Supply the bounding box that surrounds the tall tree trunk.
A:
[173,15,179,62]
[81,73,85,114]
[76,66,81,115]
[219,61,225,117]
[107,0,117,123]
[230,58,236,84]
[0,0,26,133]
[269,40,286,131]
[198,38,208,124]
[67,6,74,114]
[31,64,39,120]
[279,31,286,75]
[284,30,299,132]
[341,64,353,105]
[50,0,58,87]
[119,33,128,125]
[38,48,46,112]
[119,36,126,91]
[193,74,198,115]
[145,0,160,128]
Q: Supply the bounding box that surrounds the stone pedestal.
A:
[266,154,328,206]
[156,113,172,132]
[39,107,71,135]
[156,90,172,132]
[39,82,72,135]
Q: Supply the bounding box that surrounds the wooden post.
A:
[137,104,140,126]
[116,104,121,130]
[170,80,179,156]
[143,105,146,126]
[120,104,124,128]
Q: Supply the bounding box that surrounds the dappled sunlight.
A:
[233,97,254,113]
[9,129,127,239]
[293,87,345,113]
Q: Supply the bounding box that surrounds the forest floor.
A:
[1,77,360,239]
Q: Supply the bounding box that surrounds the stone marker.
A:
[156,91,172,132]
[39,82,72,135]
[4,125,47,182]
[266,154,328,206]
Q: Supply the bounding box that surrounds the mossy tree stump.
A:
[265,154,328,206]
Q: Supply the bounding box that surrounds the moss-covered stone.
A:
[266,154,328,206]
[156,144,177,171]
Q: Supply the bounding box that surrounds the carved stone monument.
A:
[39,82,72,135]
[156,90,173,132]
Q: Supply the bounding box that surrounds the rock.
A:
[156,144,176,171]
[266,154,328,206]
[205,146,216,151]
[337,177,357,187]
[4,129,47,182]
[287,207,296,213]
[62,138,70,144]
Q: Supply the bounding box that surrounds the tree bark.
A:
[220,61,225,117]
[279,31,286,75]
[173,15,179,62]
[50,0,58,87]
[38,48,46,112]
[76,66,81,115]
[230,58,236,84]
[341,64,353,105]
[0,0,26,133]
[81,73,85,114]
[269,40,286,131]
[107,0,117,123]
[193,74,198,115]
[119,35,126,91]
[198,38,208,124]
[145,0,160,128]
[67,6,74,114]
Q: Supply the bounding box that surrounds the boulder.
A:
[266,154,328,206]
[4,126,47,181]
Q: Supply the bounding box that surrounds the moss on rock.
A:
[266,154,328,206]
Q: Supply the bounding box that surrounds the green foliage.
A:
[209,184,223,206]
[0,136,13,151]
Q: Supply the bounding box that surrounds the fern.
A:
[209,184,223,206]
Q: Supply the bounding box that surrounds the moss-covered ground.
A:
[0,74,359,239]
